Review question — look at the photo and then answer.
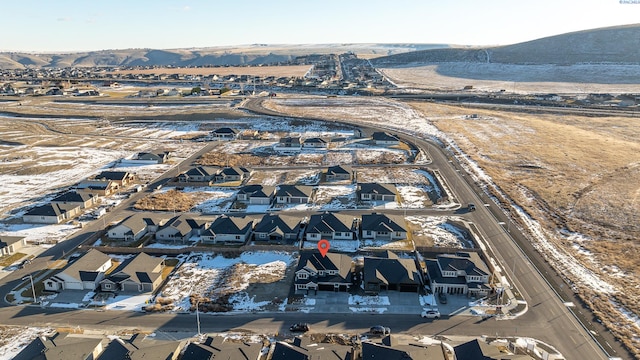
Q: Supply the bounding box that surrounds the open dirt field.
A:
[110,65,312,77]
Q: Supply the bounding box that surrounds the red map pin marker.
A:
[318,239,330,257]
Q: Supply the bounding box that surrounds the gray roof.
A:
[76,180,112,190]
[213,127,237,134]
[0,235,25,248]
[184,166,218,177]
[205,215,254,235]
[238,184,275,198]
[296,252,353,280]
[358,183,397,196]
[117,213,167,234]
[159,214,205,237]
[275,185,314,198]
[219,166,250,176]
[253,214,301,234]
[436,252,489,277]
[58,249,112,282]
[24,203,70,217]
[362,340,446,360]
[279,136,301,145]
[97,333,182,360]
[306,212,356,234]
[104,252,162,286]
[13,332,104,360]
[182,336,263,360]
[360,213,406,232]
[453,338,533,360]
[95,171,131,181]
[51,191,94,204]
[327,164,353,175]
[364,253,421,286]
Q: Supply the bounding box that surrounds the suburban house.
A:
[253,214,302,243]
[236,184,276,204]
[363,251,422,293]
[357,183,397,202]
[108,213,167,242]
[155,214,208,243]
[201,215,254,244]
[360,213,407,241]
[294,251,353,293]
[76,179,118,196]
[271,337,355,360]
[94,171,135,187]
[305,212,358,241]
[372,131,400,146]
[22,203,81,224]
[0,235,26,256]
[302,137,327,149]
[275,185,315,204]
[14,332,105,360]
[426,252,491,297]
[51,191,99,210]
[137,151,170,164]
[362,337,446,360]
[325,164,355,182]
[177,166,219,183]
[210,127,237,140]
[97,334,181,360]
[181,336,262,360]
[214,166,250,183]
[99,252,164,293]
[44,249,112,291]
[274,136,302,151]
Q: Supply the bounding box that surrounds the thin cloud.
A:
[57,17,72,22]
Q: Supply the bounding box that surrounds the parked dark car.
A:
[290,323,310,332]
[369,325,391,335]
[468,203,476,212]
[438,292,448,304]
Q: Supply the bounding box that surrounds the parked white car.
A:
[421,309,441,319]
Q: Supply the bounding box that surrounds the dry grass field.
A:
[408,101,640,353]
[110,65,311,77]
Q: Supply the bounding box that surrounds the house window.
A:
[104,283,112,289]
[298,273,308,279]
[395,232,403,237]
[235,235,241,240]
[259,233,266,238]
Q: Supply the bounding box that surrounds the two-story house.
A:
[426,252,491,297]
[305,212,357,241]
[294,252,353,293]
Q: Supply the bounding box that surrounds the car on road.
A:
[421,310,441,319]
[438,292,447,304]
[369,325,391,335]
[468,203,476,212]
[290,323,310,332]
[17,259,32,269]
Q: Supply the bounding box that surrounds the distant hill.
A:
[371,24,640,66]
[0,44,448,69]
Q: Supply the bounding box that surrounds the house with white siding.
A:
[44,249,112,291]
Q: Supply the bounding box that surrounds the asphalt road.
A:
[0,97,629,359]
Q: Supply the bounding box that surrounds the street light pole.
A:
[195,299,201,336]
[22,275,37,304]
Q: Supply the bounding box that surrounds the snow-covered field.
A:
[406,216,474,248]
[160,251,296,312]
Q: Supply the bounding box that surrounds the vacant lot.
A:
[409,101,640,354]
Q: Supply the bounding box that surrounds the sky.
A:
[2,0,639,52]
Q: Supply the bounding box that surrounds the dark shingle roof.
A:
[358,183,397,196]
[96,171,130,181]
[327,165,352,175]
[275,185,314,198]
[306,212,355,234]
[364,253,421,286]
[372,131,399,142]
[205,215,254,235]
[238,184,275,197]
[360,213,406,232]
[51,191,93,204]
[253,214,301,234]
